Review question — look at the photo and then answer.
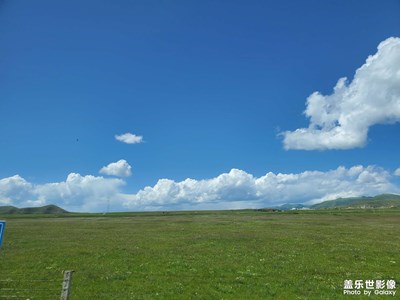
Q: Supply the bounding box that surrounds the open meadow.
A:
[0,209,399,299]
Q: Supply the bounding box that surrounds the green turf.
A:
[0,209,399,299]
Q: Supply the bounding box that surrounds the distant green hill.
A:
[0,204,69,214]
[0,206,20,214]
[277,203,308,210]
[310,194,400,209]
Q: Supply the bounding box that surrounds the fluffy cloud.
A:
[0,175,34,205]
[1,165,399,212]
[115,133,143,144]
[99,159,132,177]
[0,173,126,212]
[35,173,126,211]
[394,168,400,176]
[122,165,399,210]
[282,37,400,150]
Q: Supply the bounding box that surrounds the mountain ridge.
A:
[276,193,400,210]
[310,193,400,209]
[1,194,400,214]
[0,204,69,214]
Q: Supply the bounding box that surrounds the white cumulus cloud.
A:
[282,37,400,150]
[0,175,34,205]
[99,159,132,177]
[0,173,126,212]
[1,165,399,212]
[122,165,399,210]
[394,168,400,176]
[115,133,143,144]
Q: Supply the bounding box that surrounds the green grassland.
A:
[0,209,399,299]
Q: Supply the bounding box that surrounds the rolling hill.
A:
[1,194,400,215]
[0,204,69,214]
[310,194,400,209]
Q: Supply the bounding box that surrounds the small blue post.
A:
[0,220,6,248]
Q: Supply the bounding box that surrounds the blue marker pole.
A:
[0,220,6,248]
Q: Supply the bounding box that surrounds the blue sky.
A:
[1,0,400,212]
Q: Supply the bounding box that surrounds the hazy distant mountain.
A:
[1,194,399,214]
[0,204,69,214]
[310,194,400,209]
[275,194,400,210]
[277,203,309,210]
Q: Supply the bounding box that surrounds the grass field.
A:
[0,209,399,299]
